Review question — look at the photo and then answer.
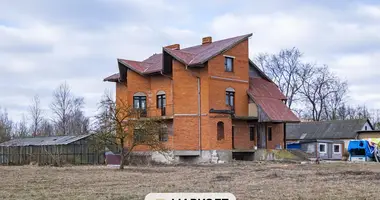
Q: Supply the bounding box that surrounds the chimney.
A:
[164,44,180,50]
[202,36,212,45]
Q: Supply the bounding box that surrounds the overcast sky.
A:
[1,0,380,122]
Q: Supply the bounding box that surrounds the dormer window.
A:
[224,56,234,72]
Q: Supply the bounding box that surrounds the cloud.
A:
[0,0,195,122]
[1,0,380,123]
[210,1,380,109]
[357,4,380,19]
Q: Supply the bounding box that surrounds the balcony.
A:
[131,105,173,119]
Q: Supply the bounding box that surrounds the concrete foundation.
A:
[125,149,297,164]
[134,150,234,164]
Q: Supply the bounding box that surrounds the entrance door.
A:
[232,126,235,149]
[257,124,266,149]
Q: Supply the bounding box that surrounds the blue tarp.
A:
[286,143,301,150]
[348,140,374,157]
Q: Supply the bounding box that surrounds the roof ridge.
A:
[181,33,252,51]
[188,34,252,65]
[118,58,155,64]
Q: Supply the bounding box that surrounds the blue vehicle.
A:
[347,140,378,162]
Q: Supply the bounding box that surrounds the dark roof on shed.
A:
[286,119,371,140]
[0,134,93,147]
[290,139,345,144]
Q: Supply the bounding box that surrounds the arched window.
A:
[225,87,235,108]
[157,90,166,116]
[156,91,166,108]
[133,92,147,110]
[217,121,224,140]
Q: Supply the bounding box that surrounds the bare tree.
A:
[39,119,54,136]
[94,92,168,170]
[50,82,89,135]
[29,95,43,136]
[300,66,342,121]
[0,108,12,142]
[323,80,348,120]
[50,82,72,135]
[256,48,313,108]
[68,97,89,135]
[14,115,29,138]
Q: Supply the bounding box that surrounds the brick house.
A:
[104,33,299,162]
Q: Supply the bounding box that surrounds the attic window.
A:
[224,56,234,72]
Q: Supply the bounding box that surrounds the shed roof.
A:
[286,119,370,140]
[0,134,93,147]
[247,77,299,122]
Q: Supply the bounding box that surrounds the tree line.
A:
[256,48,380,128]
[0,82,89,142]
[1,47,379,143]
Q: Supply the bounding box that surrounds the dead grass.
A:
[1,161,380,200]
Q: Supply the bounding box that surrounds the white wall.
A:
[362,122,373,131]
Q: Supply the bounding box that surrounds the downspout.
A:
[284,123,287,149]
[197,77,202,154]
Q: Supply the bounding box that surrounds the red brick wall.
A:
[207,39,249,116]
[233,120,255,149]
[206,115,232,150]
[266,123,285,149]
[113,38,287,151]
[150,75,173,116]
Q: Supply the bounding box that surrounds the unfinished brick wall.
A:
[232,120,255,149]
[266,123,285,149]
[113,37,287,153]
[208,39,249,117]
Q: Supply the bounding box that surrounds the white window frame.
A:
[318,143,327,154]
[333,144,341,154]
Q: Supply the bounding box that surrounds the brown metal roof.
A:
[103,73,120,82]
[252,97,299,122]
[248,78,286,100]
[248,77,299,122]
[104,33,252,78]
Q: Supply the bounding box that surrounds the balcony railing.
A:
[131,105,173,119]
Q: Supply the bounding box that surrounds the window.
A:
[267,127,272,141]
[249,126,255,141]
[365,126,368,130]
[319,143,327,153]
[133,95,146,110]
[225,87,235,108]
[156,91,166,109]
[159,125,168,142]
[224,56,234,72]
[333,144,341,154]
[217,121,224,140]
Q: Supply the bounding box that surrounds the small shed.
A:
[287,139,344,160]
[0,134,106,165]
[286,119,373,149]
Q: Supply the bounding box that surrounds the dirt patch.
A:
[211,175,232,182]
[1,162,380,199]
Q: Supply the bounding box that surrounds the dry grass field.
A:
[1,161,380,200]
